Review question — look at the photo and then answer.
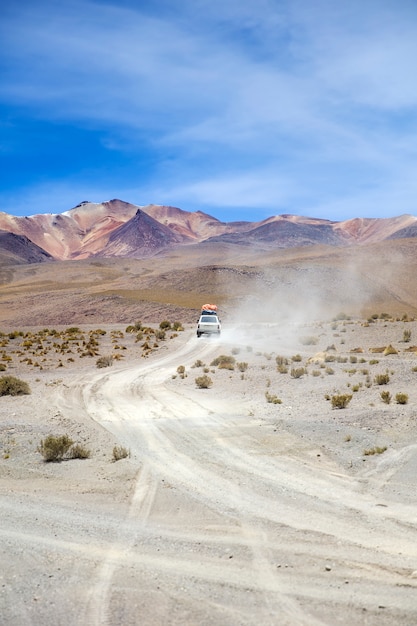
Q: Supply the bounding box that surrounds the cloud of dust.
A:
[215,253,381,354]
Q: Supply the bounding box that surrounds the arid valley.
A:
[2,226,417,625]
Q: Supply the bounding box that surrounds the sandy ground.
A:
[1,317,417,625]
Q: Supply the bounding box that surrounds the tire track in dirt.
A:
[73,335,327,625]
[54,332,417,624]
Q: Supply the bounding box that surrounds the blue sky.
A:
[1,0,417,222]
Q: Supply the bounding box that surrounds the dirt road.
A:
[2,328,417,625]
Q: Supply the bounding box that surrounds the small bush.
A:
[291,354,302,362]
[276,355,289,366]
[363,446,387,456]
[113,445,130,461]
[403,329,412,343]
[192,359,205,368]
[219,361,234,370]
[69,443,91,459]
[290,367,306,379]
[195,375,213,389]
[96,355,113,368]
[395,392,408,405]
[383,344,398,356]
[374,373,390,385]
[211,355,235,367]
[38,434,74,462]
[380,390,392,404]
[265,391,282,404]
[331,394,352,409]
[299,336,318,346]
[0,375,30,396]
[237,362,248,372]
[0,364,6,371]
[177,365,186,378]
[159,320,171,330]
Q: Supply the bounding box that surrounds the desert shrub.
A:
[237,362,248,372]
[195,375,213,389]
[219,361,234,370]
[291,354,302,362]
[351,384,361,392]
[0,375,30,396]
[403,329,412,343]
[210,355,235,368]
[325,354,336,362]
[276,355,289,366]
[380,390,392,404]
[331,394,352,409]
[0,364,6,371]
[96,355,113,368]
[312,370,321,377]
[299,336,318,346]
[112,445,130,461]
[176,365,186,378]
[290,367,306,379]
[192,359,205,368]
[349,355,357,364]
[374,373,390,385]
[333,312,350,321]
[395,392,408,405]
[172,321,183,331]
[69,443,91,459]
[277,364,288,374]
[38,434,74,462]
[363,446,387,456]
[265,391,282,404]
[155,329,166,341]
[159,320,171,330]
[383,344,398,356]
[66,327,80,334]
[369,359,379,365]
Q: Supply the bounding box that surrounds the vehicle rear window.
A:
[201,316,217,322]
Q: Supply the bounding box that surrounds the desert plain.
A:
[1,241,417,625]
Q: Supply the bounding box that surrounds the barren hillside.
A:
[1,239,417,328]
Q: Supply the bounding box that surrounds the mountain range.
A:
[1,198,417,264]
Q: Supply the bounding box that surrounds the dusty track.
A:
[2,329,417,625]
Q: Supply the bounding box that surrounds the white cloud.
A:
[1,0,417,219]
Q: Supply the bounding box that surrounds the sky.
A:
[1,0,417,222]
